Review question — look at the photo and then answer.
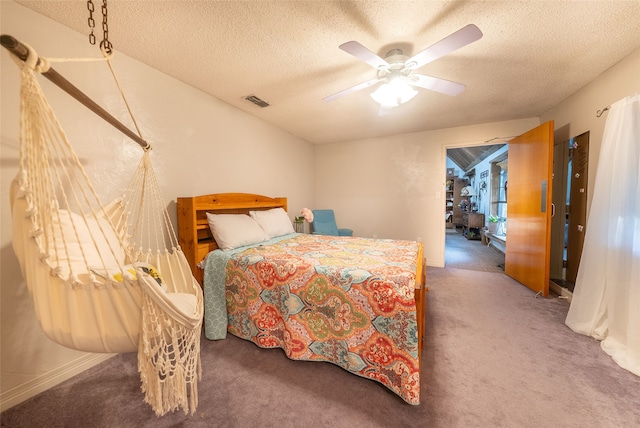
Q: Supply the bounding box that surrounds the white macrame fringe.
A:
[138,290,202,416]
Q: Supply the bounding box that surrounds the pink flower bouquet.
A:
[300,208,314,223]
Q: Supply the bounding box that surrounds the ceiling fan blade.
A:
[339,41,390,70]
[409,74,466,96]
[406,24,483,70]
[323,78,382,102]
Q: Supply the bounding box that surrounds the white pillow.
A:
[249,207,295,239]
[206,213,269,250]
[50,209,125,276]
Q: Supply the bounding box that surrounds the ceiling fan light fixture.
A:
[370,77,418,107]
[326,25,483,104]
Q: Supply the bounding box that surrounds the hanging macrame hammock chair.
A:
[4,35,203,416]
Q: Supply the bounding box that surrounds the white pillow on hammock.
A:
[48,209,126,277]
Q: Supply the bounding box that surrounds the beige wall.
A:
[0,2,313,410]
[315,119,539,267]
[540,48,640,217]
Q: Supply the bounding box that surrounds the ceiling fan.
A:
[324,24,483,107]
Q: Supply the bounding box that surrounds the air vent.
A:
[243,95,270,108]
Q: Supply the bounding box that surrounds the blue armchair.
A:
[311,209,353,236]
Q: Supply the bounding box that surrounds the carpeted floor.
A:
[445,227,505,273]
[2,267,639,427]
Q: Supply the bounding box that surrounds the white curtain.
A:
[565,93,640,376]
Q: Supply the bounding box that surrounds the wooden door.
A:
[505,121,554,296]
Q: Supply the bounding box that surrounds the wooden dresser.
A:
[462,212,485,240]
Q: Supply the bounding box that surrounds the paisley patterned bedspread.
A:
[203,233,420,404]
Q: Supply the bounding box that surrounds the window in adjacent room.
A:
[490,153,508,234]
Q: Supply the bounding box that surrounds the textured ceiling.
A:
[448,144,505,173]
[13,0,640,144]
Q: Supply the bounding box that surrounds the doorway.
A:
[445,144,507,273]
[446,122,558,296]
[550,132,589,292]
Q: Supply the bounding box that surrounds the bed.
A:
[177,193,426,404]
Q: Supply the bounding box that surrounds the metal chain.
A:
[101,0,112,54]
[87,0,96,45]
[87,0,112,53]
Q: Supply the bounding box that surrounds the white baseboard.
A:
[0,353,116,412]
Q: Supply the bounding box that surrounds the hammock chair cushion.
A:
[96,261,197,321]
[50,208,126,280]
[102,262,166,291]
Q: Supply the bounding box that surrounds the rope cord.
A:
[105,56,147,148]
[124,152,180,257]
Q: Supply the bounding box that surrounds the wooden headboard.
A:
[176,193,288,285]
